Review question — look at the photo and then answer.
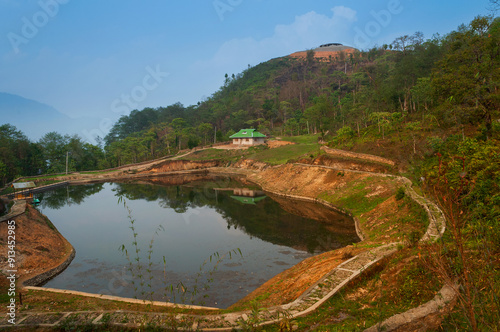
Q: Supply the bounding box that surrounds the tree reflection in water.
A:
[38,175,359,253]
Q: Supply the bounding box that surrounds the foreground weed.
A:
[118,197,243,307]
[273,309,297,331]
[163,249,243,305]
[237,300,267,331]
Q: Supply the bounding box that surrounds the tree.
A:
[197,123,213,145]
[411,77,433,114]
[333,126,355,145]
[0,124,31,181]
[304,95,332,134]
[432,16,500,133]
[306,49,315,65]
[39,132,69,173]
[0,161,7,186]
[279,101,292,125]
[284,118,299,136]
[405,121,421,154]
[331,71,348,90]
[229,110,249,131]
[370,112,392,139]
[392,35,412,53]
[489,0,500,13]
[149,129,160,157]
[171,118,187,150]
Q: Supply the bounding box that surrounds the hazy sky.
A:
[0,0,492,139]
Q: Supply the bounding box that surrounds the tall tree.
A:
[432,16,500,133]
[39,132,70,173]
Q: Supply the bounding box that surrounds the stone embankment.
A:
[0,200,26,223]
[365,283,458,332]
[0,204,75,288]
[141,159,222,174]
[321,146,396,167]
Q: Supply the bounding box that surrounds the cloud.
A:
[192,6,357,72]
[188,6,357,102]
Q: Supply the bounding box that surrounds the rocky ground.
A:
[0,204,73,288]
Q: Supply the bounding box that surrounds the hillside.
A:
[0,15,499,330]
[1,16,498,177]
[98,16,500,330]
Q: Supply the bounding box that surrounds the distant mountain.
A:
[0,92,103,142]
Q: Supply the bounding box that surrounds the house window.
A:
[246,138,249,142]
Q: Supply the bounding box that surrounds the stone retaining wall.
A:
[259,189,365,241]
[321,146,396,166]
[22,248,76,287]
[0,200,26,223]
[365,283,458,332]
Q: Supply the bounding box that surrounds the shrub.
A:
[395,187,405,200]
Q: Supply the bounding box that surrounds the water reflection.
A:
[216,187,266,205]
[37,183,104,209]
[35,176,359,253]
[109,177,358,253]
[36,175,359,307]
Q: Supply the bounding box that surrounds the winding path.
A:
[1,159,450,331]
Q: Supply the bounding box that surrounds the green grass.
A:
[21,174,68,183]
[0,292,10,304]
[263,249,441,331]
[318,177,392,215]
[316,176,431,243]
[31,179,67,187]
[1,177,66,195]
[179,148,246,162]
[0,186,15,195]
[20,168,122,180]
[180,143,321,165]
[81,169,121,175]
[279,134,321,144]
[246,143,321,165]
[334,191,388,215]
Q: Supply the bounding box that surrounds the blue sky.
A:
[0,0,493,141]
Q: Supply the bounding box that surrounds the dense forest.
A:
[1,16,498,183]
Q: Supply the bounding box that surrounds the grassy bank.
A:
[0,136,444,331]
[181,141,321,165]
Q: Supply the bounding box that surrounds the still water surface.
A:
[37,175,359,308]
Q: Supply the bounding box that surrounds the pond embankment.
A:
[2,155,417,296]
[0,150,451,331]
[0,204,74,288]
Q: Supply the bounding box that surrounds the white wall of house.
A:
[232,138,266,146]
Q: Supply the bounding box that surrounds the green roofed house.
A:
[229,129,266,146]
[230,195,267,205]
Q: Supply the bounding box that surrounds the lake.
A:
[36,174,359,308]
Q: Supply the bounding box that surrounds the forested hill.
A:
[101,15,499,165]
[0,15,498,181]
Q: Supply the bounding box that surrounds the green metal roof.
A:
[229,129,266,139]
[230,195,267,205]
